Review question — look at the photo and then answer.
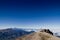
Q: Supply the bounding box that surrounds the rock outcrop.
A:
[40,29,53,35]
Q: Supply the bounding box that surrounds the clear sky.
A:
[0,0,60,30]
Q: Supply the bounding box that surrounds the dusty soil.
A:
[16,32,60,40]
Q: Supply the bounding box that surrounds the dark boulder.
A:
[40,29,53,35]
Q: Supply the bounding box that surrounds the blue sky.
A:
[0,0,60,30]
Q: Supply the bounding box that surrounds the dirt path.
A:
[31,32,41,40]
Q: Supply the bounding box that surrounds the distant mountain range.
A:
[54,32,60,38]
[0,28,34,40]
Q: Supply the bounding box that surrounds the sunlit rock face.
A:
[16,30,60,40]
[40,29,53,35]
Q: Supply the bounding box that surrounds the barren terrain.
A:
[16,31,60,40]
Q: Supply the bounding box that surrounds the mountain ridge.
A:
[16,32,60,40]
[0,28,34,40]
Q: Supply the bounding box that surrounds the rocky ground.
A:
[16,31,60,40]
